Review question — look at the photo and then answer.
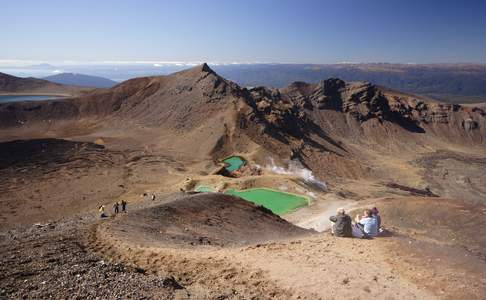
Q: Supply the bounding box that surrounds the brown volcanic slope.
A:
[0,63,485,199]
[377,197,486,299]
[1,64,486,299]
[0,72,93,96]
[102,193,311,248]
[2,64,485,146]
[0,138,127,226]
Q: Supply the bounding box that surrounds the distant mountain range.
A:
[43,73,118,88]
[0,72,91,95]
[2,63,486,103]
[211,63,486,104]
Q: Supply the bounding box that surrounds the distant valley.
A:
[212,63,486,104]
[43,73,118,88]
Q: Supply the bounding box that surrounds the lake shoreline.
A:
[0,92,71,96]
[0,94,69,104]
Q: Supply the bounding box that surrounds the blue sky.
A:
[2,0,486,64]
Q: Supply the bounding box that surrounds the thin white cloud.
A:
[0,59,275,67]
[0,59,46,67]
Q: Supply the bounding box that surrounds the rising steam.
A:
[266,158,327,191]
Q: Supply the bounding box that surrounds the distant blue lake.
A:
[0,95,65,103]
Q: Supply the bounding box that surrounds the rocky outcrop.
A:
[245,86,310,139]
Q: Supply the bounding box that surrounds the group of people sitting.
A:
[329,207,381,238]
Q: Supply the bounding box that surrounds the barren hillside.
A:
[1,64,485,299]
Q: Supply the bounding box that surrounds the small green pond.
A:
[223,156,246,172]
[195,185,215,193]
[225,188,309,215]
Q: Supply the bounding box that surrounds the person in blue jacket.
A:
[353,209,378,238]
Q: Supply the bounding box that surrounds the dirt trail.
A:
[92,221,434,299]
[88,194,436,299]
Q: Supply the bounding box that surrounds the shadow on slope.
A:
[103,193,313,248]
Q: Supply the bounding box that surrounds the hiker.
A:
[151,194,156,201]
[329,208,353,237]
[99,205,107,218]
[121,200,127,213]
[371,207,381,230]
[353,209,378,238]
[113,202,119,214]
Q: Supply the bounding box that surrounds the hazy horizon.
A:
[3,60,486,83]
[3,60,486,67]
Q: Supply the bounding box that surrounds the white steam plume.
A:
[266,158,327,191]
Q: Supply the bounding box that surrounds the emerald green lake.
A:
[223,156,245,172]
[225,188,309,215]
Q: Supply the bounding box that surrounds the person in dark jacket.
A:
[329,208,353,237]
[371,207,381,230]
[121,200,127,213]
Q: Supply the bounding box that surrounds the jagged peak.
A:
[318,77,346,89]
[200,62,214,73]
[153,63,227,86]
[178,63,217,76]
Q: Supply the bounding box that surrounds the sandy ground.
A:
[1,136,485,299]
[90,194,431,299]
[93,229,435,299]
[0,132,484,298]
[87,193,486,299]
[3,192,485,299]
